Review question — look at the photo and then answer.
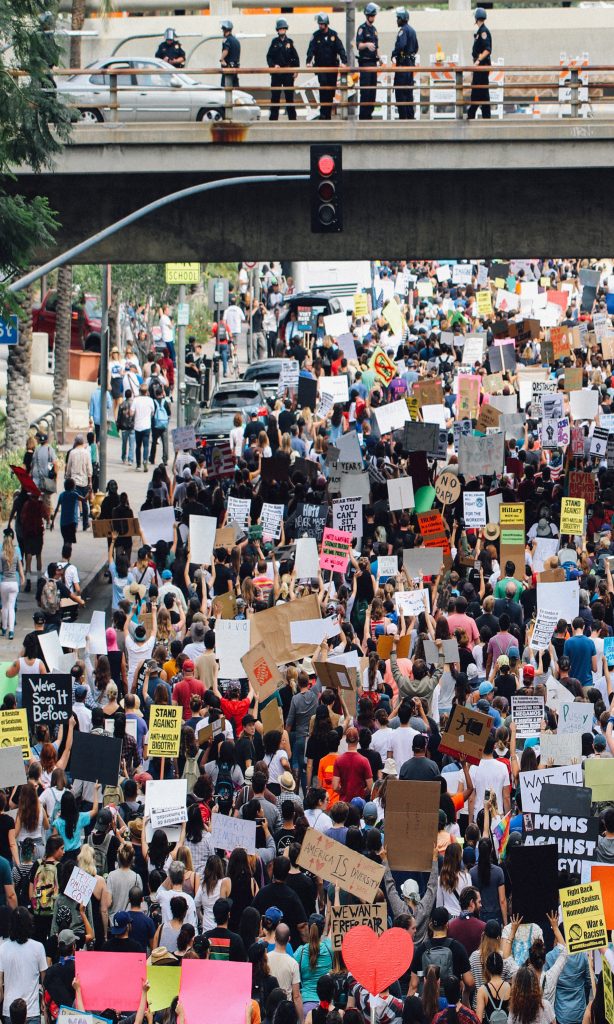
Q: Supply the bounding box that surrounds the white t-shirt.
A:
[390,726,418,770]
[156,886,198,928]
[370,727,395,760]
[125,635,156,690]
[469,757,510,815]
[304,808,333,833]
[224,305,245,336]
[159,314,174,343]
[267,951,300,999]
[0,938,47,1017]
[132,395,155,432]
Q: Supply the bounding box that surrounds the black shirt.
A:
[358,746,383,779]
[285,870,318,918]
[103,936,144,954]
[253,882,308,948]
[205,925,247,962]
[235,732,264,774]
[411,936,471,979]
[213,563,235,597]
[278,410,296,434]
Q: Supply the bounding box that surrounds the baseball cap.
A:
[594,734,607,751]
[476,699,491,713]
[109,911,131,935]
[401,878,420,900]
[161,570,173,580]
[467,664,479,680]
[95,809,113,831]
[58,928,78,946]
[351,797,366,812]
[412,734,428,752]
[523,665,536,680]
[508,646,520,659]
[479,682,494,696]
[363,801,378,823]
[182,659,195,673]
[497,654,510,667]
[242,714,256,726]
[485,919,502,939]
[262,906,284,926]
[75,685,88,700]
[431,907,450,928]
[33,611,46,624]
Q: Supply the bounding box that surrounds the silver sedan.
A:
[56,57,261,123]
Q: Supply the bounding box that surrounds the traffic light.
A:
[310,144,342,233]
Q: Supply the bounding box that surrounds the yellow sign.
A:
[148,705,182,758]
[353,293,369,318]
[0,709,29,760]
[476,290,493,316]
[369,346,397,386]
[560,496,585,535]
[164,263,201,285]
[405,396,420,421]
[382,299,404,337]
[603,956,614,1024]
[494,278,506,289]
[560,881,608,953]
[500,504,525,527]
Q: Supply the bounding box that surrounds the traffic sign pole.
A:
[177,284,186,429]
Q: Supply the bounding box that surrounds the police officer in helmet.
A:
[266,19,300,121]
[468,7,492,119]
[220,20,240,87]
[391,7,418,120]
[356,3,379,121]
[306,12,347,120]
[155,27,186,69]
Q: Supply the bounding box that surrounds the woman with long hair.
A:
[432,975,480,1024]
[228,847,259,932]
[423,965,443,1024]
[470,838,507,925]
[249,942,280,1012]
[262,730,291,795]
[94,656,112,703]
[183,803,215,876]
[195,854,231,932]
[0,528,24,639]
[436,843,472,917]
[52,788,100,855]
[526,913,569,1006]
[293,913,334,1015]
[239,906,261,952]
[469,921,517,999]
[508,965,555,1024]
[15,784,49,860]
[77,844,110,950]
[475,952,511,1023]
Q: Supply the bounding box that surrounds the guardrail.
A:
[26,63,614,121]
[30,406,66,446]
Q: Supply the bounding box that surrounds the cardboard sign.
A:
[147,966,182,1014]
[148,706,182,758]
[76,951,146,1013]
[211,813,257,855]
[214,526,237,549]
[330,903,387,952]
[0,708,29,760]
[64,866,97,907]
[519,764,583,813]
[560,497,585,535]
[0,747,27,788]
[251,594,322,665]
[413,379,443,408]
[92,518,141,539]
[320,527,352,573]
[539,732,582,766]
[260,699,283,736]
[385,780,439,871]
[197,716,225,748]
[476,403,502,433]
[403,547,444,578]
[568,471,595,503]
[240,642,283,703]
[508,845,560,921]
[560,882,607,952]
[297,828,385,902]
[376,635,410,661]
[539,783,592,817]
[369,346,397,385]
[179,959,252,1024]
[70,732,122,789]
[585,758,614,802]
[439,704,493,765]
[511,695,544,738]
[22,673,72,729]
[314,660,356,691]
[435,469,460,506]
[332,497,363,538]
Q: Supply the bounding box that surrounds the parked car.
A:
[277,292,345,344]
[32,290,102,351]
[194,408,245,445]
[209,380,267,415]
[56,57,261,124]
[241,359,285,406]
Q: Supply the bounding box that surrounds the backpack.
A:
[40,579,61,615]
[485,986,509,1024]
[117,401,134,432]
[421,941,454,983]
[14,866,32,909]
[32,860,59,915]
[214,761,235,813]
[217,323,228,344]
[119,801,142,825]
[153,399,169,429]
[87,831,114,877]
[48,788,62,826]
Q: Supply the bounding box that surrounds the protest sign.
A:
[148,706,182,758]
[58,622,89,649]
[290,619,338,645]
[565,368,583,392]
[215,619,250,679]
[585,758,614,802]
[320,528,352,573]
[86,610,107,657]
[172,426,196,451]
[260,454,291,485]
[570,389,599,421]
[435,469,460,507]
[145,779,187,841]
[387,477,415,512]
[560,882,607,952]
[0,708,29,759]
[385,781,440,871]
[22,673,72,729]
[539,732,582,766]
[188,515,217,566]
[137,507,175,545]
[330,904,388,952]
[0,747,26,788]
[92,518,141,540]
[458,433,504,478]
[277,359,299,395]
[298,375,318,411]
[240,642,283,704]
[590,866,614,930]
[413,379,443,407]
[57,1011,111,1024]
[339,472,370,503]
[537,580,579,625]
[179,959,252,1024]
[369,346,397,385]
[403,547,443,578]
[226,496,251,531]
[320,375,349,405]
[314,660,356,691]
[511,695,544,738]
[203,441,235,480]
[147,966,182,1014]
[260,698,284,736]
[211,813,257,855]
[604,958,614,1024]
[539,783,592,817]
[374,398,409,435]
[297,828,385,902]
[383,299,404,335]
[463,492,486,527]
[251,594,321,665]
[294,537,320,579]
[76,951,146,1012]
[354,293,369,318]
[568,471,596,503]
[508,845,560,921]
[519,764,583,813]
[559,702,593,735]
[439,705,492,765]
[332,497,363,538]
[70,732,122,788]
[323,312,349,338]
[524,811,600,875]
[394,589,429,619]
[560,497,585,535]
[65,866,97,906]
[378,556,398,580]
[476,404,502,434]
[260,503,284,541]
[294,503,328,543]
[402,421,439,455]
[197,716,225,748]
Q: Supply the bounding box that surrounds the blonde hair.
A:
[106,682,118,701]
[176,846,194,872]
[77,845,97,877]
[2,535,15,567]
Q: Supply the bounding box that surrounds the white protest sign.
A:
[144,779,187,842]
[59,621,90,650]
[532,538,560,574]
[332,496,363,537]
[559,702,593,735]
[463,492,486,528]
[323,312,350,338]
[462,336,485,366]
[531,608,559,651]
[151,803,188,829]
[319,375,349,404]
[539,732,582,766]
[216,619,250,678]
[387,477,415,512]
[172,426,196,451]
[261,503,284,540]
[277,359,299,394]
[487,492,503,524]
[537,580,579,625]
[374,399,410,435]
[64,866,97,906]
[570,389,599,421]
[422,404,448,428]
[38,631,64,672]
[453,264,473,286]
[294,538,320,578]
[290,618,340,645]
[511,695,545,738]
[316,391,335,419]
[336,431,363,464]
[86,610,107,656]
[227,496,251,531]
[394,589,429,617]
[189,515,217,566]
[378,556,398,579]
[340,471,370,503]
[211,813,257,855]
[519,763,583,812]
[138,506,176,544]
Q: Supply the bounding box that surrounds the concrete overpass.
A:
[11,119,614,261]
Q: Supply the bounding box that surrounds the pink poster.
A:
[319,527,352,573]
[76,951,146,1012]
[179,959,252,1024]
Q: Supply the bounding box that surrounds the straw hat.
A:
[483,523,500,541]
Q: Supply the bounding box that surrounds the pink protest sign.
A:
[179,959,252,1024]
[319,527,352,573]
[76,951,146,1012]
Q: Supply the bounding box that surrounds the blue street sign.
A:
[0,316,19,346]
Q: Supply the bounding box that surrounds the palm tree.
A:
[5,285,34,451]
[53,264,72,412]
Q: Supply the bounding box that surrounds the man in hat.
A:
[235,714,264,775]
[72,686,92,734]
[399,733,440,781]
[278,771,303,812]
[155,27,185,67]
[43,928,79,1011]
[287,669,320,792]
[103,910,143,953]
[266,19,300,121]
[409,908,474,994]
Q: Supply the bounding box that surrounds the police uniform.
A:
[356,21,379,120]
[468,23,492,119]
[155,39,186,68]
[306,27,347,120]
[267,34,300,120]
[221,33,241,87]
[392,22,418,119]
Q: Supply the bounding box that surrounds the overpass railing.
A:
[38,63,614,122]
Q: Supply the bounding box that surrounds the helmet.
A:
[365,3,378,14]
[221,19,233,30]
[395,7,409,21]
[276,18,288,28]
[474,7,487,18]
[316,12,330,24]
[164,27,176,40]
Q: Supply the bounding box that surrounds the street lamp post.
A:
[98,263,110,492]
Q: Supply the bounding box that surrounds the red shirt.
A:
[173,675,206,720]
[333,750,372,802]
[220,696,251,737]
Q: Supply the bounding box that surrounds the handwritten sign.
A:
[297,828,385,902]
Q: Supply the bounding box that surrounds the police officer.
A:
[356,3,379,121]
[391,7,418,120]
[468,7,492,119]
[220,20,241,87]
[155,28,186,69]
[306,13,347,120]
[266,19,300,121]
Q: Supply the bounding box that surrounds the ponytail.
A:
[423,965,440,1024]
[308,922,321,970]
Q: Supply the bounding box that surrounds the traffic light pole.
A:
[98,263,110,492]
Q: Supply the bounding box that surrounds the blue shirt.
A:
[0,855,12,906]
[563,634,596,687]
[545,946,590,1024]
[57,490,82,526]
[89,389,113,425]
[109,561,128,610]
[53,811,92,851]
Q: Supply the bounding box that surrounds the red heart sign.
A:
[342,926,414,996]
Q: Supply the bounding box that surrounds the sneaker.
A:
[8,632,14,640]
[24,579,31,593]
[143,462,148,472]
[1,630,5,638]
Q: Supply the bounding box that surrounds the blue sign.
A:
[0,316,19,346]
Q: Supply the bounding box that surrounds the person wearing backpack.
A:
[432,974,481,1024]
[150,386,171,466]
[213,318,232,377]
[204,740,244,816]
[28,835,65,947]
[476,952,511,1024]
[87,809,120,879]
[409,907,474,997]
[117,389,136,466]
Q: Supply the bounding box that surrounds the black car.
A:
[209,381,267,413]
[278,292,344,344]
[194,408,241,444]
[242,359,285,406]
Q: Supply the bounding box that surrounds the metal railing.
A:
[28,63,614,122]
[30,406,66,446]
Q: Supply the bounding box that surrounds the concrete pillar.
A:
[209,0,232,17]
[449,0,471,10]
[31,332,49,376]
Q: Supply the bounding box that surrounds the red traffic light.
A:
[317,154,335,176]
